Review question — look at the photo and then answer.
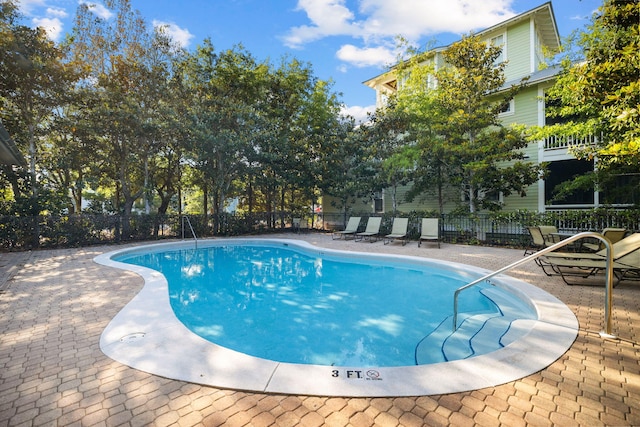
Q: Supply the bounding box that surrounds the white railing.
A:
[543,133,600,151]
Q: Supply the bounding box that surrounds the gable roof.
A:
[0,121,26,166]
[363,2,560,89]
[475,2,559,52]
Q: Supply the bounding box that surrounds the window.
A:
[545,159,594,205]
[600,167,640,206]
[498,99,514,116]
[373,191,384,213]
[490,34,505,65]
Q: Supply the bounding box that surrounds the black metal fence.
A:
[1,209,639,251]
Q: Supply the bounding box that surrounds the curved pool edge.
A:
[94,238,579,397]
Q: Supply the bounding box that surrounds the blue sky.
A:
[18,0,601,121]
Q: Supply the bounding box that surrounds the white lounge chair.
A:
[332,216,361,240]
[355,217,382,242]
[418,218,440,248]
[384,218,409,246]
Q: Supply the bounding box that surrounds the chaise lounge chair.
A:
[355,217,382,242]
[383,218,409,246]
[538,232,640,285]
[538,225,564,244]
[292,217,309,233]
[524,226,549,256]
[332,216,361,240]
[581,227,626,252]
[418,218,440,248]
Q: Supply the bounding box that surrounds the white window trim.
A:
[498,99,515,117]
[490,32,507,64]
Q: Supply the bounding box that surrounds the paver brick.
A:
[507,396,533,412]
[250,411,276,427]
[448,411,475,427]
[398,411,425,427]
[473,410,501,427]
[498,410,528,427]
[1,238,639,427]
[524,410,553,427]
[299,411,325,427]
[423,411,449,427]
[276,410,302,427]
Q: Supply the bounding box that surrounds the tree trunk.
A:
[28,123,39,247]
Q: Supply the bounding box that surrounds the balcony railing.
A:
[544,133,600,150]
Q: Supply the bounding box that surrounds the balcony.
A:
[543,134,600,151]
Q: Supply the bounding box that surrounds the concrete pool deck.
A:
[1,233,639,425]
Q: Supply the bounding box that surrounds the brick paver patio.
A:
[1,233,639,426]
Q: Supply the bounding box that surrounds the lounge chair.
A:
[383,218,409,246]
[538,232,640,285]
[332,216,361,240]
[538,225,562,245]
[582,228,626,252]
[292,217,309,233]
[418,218,440,248]
[524,226,547,256]
[355,217,382,242]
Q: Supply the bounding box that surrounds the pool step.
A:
[442,313,501,361]
[414,288,536,365]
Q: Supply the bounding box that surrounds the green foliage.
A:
[538,0,639,170]
[1,0,82,225]
[317,117,372,221]
[395,35,542,214]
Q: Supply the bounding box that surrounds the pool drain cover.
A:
[120,332,146,342]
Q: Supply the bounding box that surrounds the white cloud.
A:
[336,44,396,68]
[79,1,114,20]
[341,104,375,123]
[357,0,515,39]
[283,0,359,48]
[153,20,194,48]
[17,0,47,16]
[27,7,68,41]
[32,16,64,41]
[46,7,68,19]
[285,0,517,68]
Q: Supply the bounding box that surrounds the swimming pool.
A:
[96,238,578,397]
[114,242,535,367]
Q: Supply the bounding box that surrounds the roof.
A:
[0,121,26,166]
[475,2,559,52]
[500,63,562,90]
[363,2,560,89]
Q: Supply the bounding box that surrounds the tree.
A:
[178,41,267,231]
[69,0,175,238]
[0,0,82,245]
[364,98,414,212]
[318,116,372,223]
[392,51,452,215]
[252,58,340,226]
[534,0,639,204]
[397,35,541,213]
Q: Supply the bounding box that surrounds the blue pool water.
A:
[115,242,535,367]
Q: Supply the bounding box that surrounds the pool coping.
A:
[94,238,578,397]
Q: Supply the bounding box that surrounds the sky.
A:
[17,0,602,122]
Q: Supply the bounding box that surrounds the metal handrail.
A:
[452,231,615,338]
[181,215,198,249]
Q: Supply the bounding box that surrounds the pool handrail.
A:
[452,231,615,338]
[181,215,198,249]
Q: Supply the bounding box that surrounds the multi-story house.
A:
[347,1,604,215]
